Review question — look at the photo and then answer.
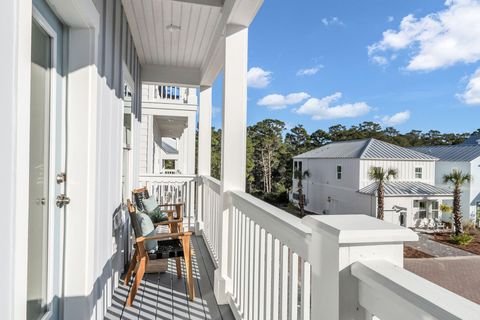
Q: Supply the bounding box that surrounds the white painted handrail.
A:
[142,83,197,105]
[352,260,480,320]
[227,190,312,320]
[198,175,222,265]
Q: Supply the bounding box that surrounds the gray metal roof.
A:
[461,133,480,145]
[410,145,480,162]
[294,138,437,160]
[358,181,452,197]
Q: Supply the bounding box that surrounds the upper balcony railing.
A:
[132,173,480,319]
[142,84,198,105]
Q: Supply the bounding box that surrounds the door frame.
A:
[32,6,64,320]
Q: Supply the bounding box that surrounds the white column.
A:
[302,215,418,319]
[187,112,196,175]
[215,24,248,304]
[196,86,212,233]
[146,115,154,173]
[198,86,212,176]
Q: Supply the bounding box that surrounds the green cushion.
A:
[135,212,158,252]
[141,197,158,212]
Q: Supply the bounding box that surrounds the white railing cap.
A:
[303,214,418,244]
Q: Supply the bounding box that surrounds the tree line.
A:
[208,120,479,204]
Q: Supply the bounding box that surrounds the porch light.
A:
[166,24,181,32]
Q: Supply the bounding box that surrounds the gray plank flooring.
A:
[105,236,234,320]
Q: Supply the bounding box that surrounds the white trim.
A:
[32,7,63,320]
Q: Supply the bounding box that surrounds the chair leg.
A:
[126,256,147,307]
[185,253,195,301]
[175,257,182,279]
[124,245,138,285]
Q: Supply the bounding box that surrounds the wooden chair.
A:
[124,199,195,306]
[132,186,185,231]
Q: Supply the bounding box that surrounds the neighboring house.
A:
[411,141,480,224]
[292,138,452,227]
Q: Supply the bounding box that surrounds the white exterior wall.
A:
[433,160,479,222]
[0,0,142,318]
[140,103,197,175]
[359,159,436,188]
[383,196,451,227]
[295,158,373,215]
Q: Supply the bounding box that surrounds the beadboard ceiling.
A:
[122,0,223,68]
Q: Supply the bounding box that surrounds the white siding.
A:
[471,158,480,222]
[359,159,436,188]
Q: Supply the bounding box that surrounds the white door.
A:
[28,7,66,320]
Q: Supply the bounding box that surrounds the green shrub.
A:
[450,234,474,245]
[463,220,476,233]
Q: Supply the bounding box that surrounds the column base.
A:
[213,268,229,305]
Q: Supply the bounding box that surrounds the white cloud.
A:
[371,55,389,66]
[368,0,480,71]
[387,16,394,22]
[296,65,323,76]
[321,16,344,26]
[247,67,272,88]
[295,92,371,120]
[381,110,411,126]
[257,92,310,110]
[458,68,480,105]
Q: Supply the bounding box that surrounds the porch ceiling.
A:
[154,115,187,138]
[122,0,222,67]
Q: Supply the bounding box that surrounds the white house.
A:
[411,139,480,224]
[3,0,480,319]
[292,138,452,227]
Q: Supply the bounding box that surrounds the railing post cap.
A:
[303,214,418,244]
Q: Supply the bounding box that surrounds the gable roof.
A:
[462,133,480,145]
[410,145,480,162]
[294,138,437,160]
[358,181,452,197]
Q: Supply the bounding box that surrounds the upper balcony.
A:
[142,83,198,106]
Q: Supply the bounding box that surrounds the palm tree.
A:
[368,167,398,220]
[443,170,472,235]
[293,169,310,217]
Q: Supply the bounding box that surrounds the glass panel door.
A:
[27,19,51,320]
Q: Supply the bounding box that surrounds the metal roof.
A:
[161,141,178,155]
[358,181,452,197]
[410,145,480,162]
[294,138,437,160]
[461,133,480,145]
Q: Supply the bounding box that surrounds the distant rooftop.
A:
[359,181,452,197]
[461,133,480,146]
[410,145,480,162]
[294,138,437,161]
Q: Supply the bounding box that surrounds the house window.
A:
[293,161,298,171]
[336,165,342,180]
[299,161,303,173]
[414,200,427,219]
[415,167,423,179]
[431,200,439,219]
[477,202,480,217]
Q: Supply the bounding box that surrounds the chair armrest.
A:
[137,231,193,242]
[157,203,184,207]
[154,219,182,226]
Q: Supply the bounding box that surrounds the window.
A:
[336,165,342,180]
[293,161,298,171]
[415,167,423,179]
[477,202,480,217]
[414,200,427,219]
[298,161,303,173]
[431,200,439,219]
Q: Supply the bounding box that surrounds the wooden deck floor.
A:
[105,236,234,320]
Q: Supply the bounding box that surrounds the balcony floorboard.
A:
[106,236,234,320]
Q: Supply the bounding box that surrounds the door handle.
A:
[56,194,70,208]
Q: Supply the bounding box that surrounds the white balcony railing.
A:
[138,174,196,229]
[133,174,480,319]
[142,84,198,105]
[193,175,480,320]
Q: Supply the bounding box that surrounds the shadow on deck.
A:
[105,236,234,320]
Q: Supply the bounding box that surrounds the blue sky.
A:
[211,0,480,134]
